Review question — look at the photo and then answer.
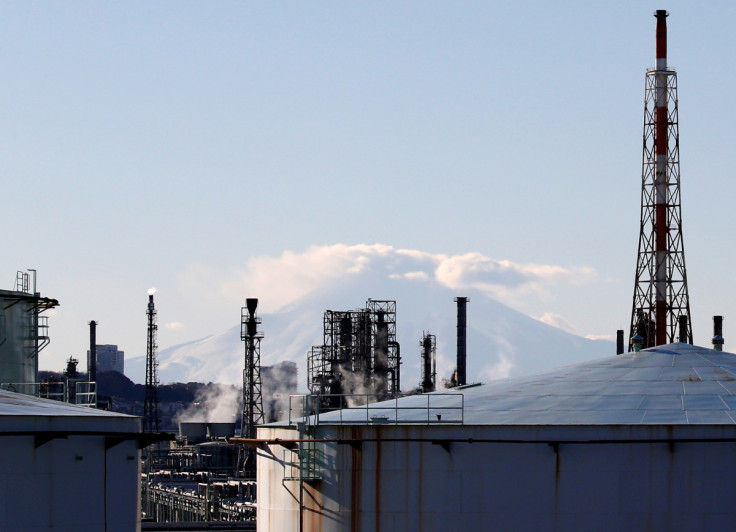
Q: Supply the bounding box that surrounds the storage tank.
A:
[207,422,236,439]
[256,343,736,531]
[0,288,58,388]
[0,389,144,530]
[179,422,208,444]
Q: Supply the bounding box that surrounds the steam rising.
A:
[175,383,239,423]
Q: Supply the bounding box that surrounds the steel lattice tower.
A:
[630,10,692,349]
[143,291,160,433]
[240,298,264,476]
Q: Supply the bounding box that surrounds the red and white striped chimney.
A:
[654,9,669,346]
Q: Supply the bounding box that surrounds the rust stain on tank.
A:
[350,426,363,532]
[303,482,324,532]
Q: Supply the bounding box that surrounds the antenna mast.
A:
[143,291,160,433]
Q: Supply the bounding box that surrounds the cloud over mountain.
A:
[189,244,597,313]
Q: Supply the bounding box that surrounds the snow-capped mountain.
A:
[127,260,613,389]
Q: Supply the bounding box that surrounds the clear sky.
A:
[3,1,736,376]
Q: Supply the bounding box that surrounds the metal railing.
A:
[74,381,97,407]
[287,393,464,427]
[1,382,65,401]
[282,443,324,482]
[0,381,97,407]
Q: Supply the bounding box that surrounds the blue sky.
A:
[3,2,736,376]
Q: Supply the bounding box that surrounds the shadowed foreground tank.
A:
[256,343,736,531]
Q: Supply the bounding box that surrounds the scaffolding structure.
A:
[630,10,692,349]
[307,299,400,407]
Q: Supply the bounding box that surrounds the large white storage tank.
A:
[257,343,736,531]
[0,285,58,387]
[0,389,143,531]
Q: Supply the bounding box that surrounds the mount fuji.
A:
[126,245,614,389]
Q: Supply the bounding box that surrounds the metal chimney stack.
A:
[88,320,97,383]
[240,298,264,477]
[713,316,724,351]
[455,297,468,386]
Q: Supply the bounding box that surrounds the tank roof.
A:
[0,389,140,433]
[306,343,736,426]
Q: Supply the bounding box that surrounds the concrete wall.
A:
[0,434,140,531]
[258,424,736,532]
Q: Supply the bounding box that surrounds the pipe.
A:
[455,297,468,386]
[616,330,624,355]
[89,320,97,383]
[678,315,688,344]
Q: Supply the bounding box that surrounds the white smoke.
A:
[175,383,239,423]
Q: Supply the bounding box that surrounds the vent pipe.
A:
[678,315,688,343]
[616,330,624,355]
[455,297,468,386]
[713,316,724,351]
[88,320,97,383]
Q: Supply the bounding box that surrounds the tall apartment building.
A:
[87,344,124,374]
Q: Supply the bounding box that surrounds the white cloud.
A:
[585,334,614,341]
[180,243,597,314]
[389,271,430,282]
[434,253,595,300]
[535,312,576,333]
[165,322,185,330]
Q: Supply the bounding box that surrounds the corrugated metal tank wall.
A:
[258,424,736,531]
[0,434,140,530]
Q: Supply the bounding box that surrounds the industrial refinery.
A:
[3,7,736,532]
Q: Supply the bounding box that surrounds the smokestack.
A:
[616,330,624,355]
[246,298,258,337]
[455,297,468,386]
[653,9,669,346]
[713,316,724,351]
[88,321,97,383]
[678,315,688,343]
[655,10,668,70]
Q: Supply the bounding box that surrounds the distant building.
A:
[88,344,124,374]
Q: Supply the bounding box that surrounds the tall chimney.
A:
[713,316,724,351]
[653,9,669,346]
[88,320,97,383]
[455,297,468,386]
